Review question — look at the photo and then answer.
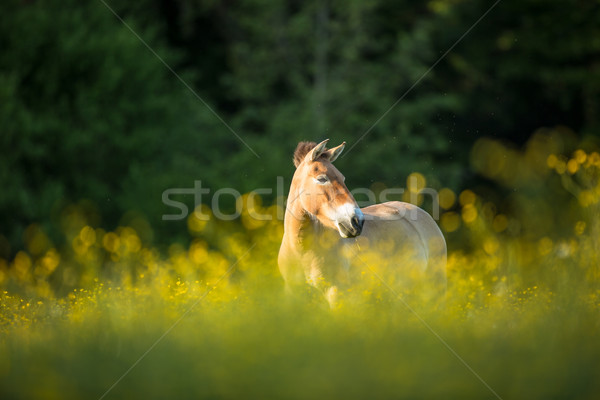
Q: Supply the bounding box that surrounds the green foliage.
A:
[1,0,599,254]
[1,2,600,397]
[0,0,225,252]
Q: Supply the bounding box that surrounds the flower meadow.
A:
[1,131,599,399]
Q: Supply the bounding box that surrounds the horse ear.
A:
[304,139,329,163]
[325,141,345,162]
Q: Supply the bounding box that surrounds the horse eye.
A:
[316,176,329,184]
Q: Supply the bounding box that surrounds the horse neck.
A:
[283,184,307,249]
[284,185,339,254]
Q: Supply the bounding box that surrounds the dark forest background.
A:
[1,0,599,255]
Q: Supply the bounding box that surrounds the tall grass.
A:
[1,132,599,399]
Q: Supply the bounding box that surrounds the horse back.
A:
[358,202,447,285]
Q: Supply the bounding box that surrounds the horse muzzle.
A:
[336,209,364,238]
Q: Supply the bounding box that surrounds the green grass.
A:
[1,237,599,400]
[2,145,600,399]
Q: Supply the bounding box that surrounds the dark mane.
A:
[293,141,328,167]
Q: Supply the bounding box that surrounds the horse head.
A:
[290,139,364,238]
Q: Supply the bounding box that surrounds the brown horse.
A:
[278,139,447,307]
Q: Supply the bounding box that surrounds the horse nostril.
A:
[351,216,361,230]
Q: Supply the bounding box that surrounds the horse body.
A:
[278,140,447,306]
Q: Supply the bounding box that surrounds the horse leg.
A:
[324,286,340,309]
[305,266,342,308]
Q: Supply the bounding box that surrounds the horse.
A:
[278,139,447,307]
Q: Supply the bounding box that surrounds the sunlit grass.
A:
[1,132,599,399]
